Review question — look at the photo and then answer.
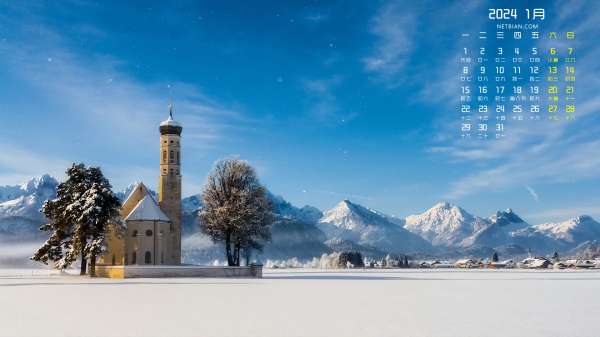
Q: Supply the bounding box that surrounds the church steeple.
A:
[158,100,182,264]
[159,100,182,135]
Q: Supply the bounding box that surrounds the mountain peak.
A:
[404,202,486,247]
[319,200,431,253]
[431,201,452,209]
[20,174,58,193]
[490,208,525,227]
[575,215,594,223]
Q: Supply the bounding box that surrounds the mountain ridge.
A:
[2,175,600,261]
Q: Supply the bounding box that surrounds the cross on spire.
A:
[168,98,174,119]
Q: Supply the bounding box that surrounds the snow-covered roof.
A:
[125,195,170,222]
[160,115,181,127]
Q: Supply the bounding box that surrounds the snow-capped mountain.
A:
[510,216,600,252]
[5,174,600,262]
[404,202,488,247]
[461,209,529,248]
[531,216,600,243]
[0,175,58,240]
[318,200,431,254]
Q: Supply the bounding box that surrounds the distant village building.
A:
[455,259,481,268]
[98,105,183,267]
[431,261,453,268]
[518,257,552,269]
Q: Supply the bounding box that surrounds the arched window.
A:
[176,151,180,165]
[132,230,138,237]
[162,151,167,163]
[145,251,152,264]
[146,229,153,236]
[132,251,137,264]
[170,150,174,163]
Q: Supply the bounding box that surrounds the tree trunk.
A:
[225,233,234,266]
[245,249,251,266]
[89,254,96,278]
[79,245,87,275]
[233,243,241,266]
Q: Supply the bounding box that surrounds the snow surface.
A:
[1,268,599,337]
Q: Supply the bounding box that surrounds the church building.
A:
[98,105,183,266]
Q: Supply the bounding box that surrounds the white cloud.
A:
[362,2,415,86]
[525,185,539,202]
[302,76,356,124]
[0,8,254,191]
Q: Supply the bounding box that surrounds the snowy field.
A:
[1,268,600,337]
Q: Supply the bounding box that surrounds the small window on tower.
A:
[177,151,180,165]
[162,151,167,163]
[170,151,174,163]
[162,168,167,175]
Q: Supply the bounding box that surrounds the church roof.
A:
[160,101,181,127]
[125,194,170,222]
[160,115,181,127]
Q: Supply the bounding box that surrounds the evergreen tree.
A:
[200,159,273,266]
[77,167,121,277]
[32,163,120,275]
[403,256,409,268]
[552,251,560,262]
[492,252,499,262]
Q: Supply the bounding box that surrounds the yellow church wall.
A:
[97,223,125,265]
[95,265,125,279]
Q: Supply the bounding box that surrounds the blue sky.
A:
[1,0,600,223]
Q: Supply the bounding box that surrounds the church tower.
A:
[158,102,182,264]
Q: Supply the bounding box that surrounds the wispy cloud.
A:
[0,5,254,190]
[302,76,356,124]
[362,2,415,86]
[525,185,539,202]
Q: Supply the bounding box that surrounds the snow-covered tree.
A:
[552,251,560,262]
[338,251,364,268]
[77,167,121,276]
[200,159,273,266]
[32,163,120,275]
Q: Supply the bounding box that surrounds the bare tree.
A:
[200,159,273,266]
